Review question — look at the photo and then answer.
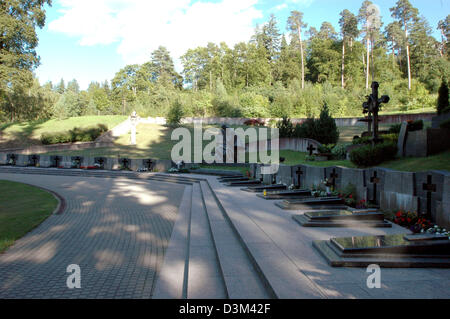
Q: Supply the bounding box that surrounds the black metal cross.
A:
[73,157,82,168]
[329,169,339,189]
[307,144,316,156]
[145,159,153,170]
[370,171,380,203]
[54,156,61,168]
[295,167,303,188]
[30,155,39,166]
[422,175,436,219]
[121,158,129,168]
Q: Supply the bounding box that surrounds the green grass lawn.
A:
[39,122,449,173]
[0,115,127,148]
[0,180,58,253]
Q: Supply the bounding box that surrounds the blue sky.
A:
[35,0,449,90]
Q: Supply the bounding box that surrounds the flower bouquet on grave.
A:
[71,160,81,169]
[168,167,180,174]
[322,178,333,195]
[426,225,449,238]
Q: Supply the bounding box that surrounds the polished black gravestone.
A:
[275,197,346,210]
[225,179,262,187]
[292,209,392,228]
[241,184,287,193]
[313,233,450,268]
[256,189,312,200]
[219,176,249,182]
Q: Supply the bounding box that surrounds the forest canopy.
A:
[1,0,449,122]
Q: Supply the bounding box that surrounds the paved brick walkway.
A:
[0,173,185,299]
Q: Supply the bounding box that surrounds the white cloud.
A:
[49,0,263,65]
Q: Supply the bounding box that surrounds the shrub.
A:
[407,120,424,132]
[276,116,294,138]
[389,123,402,134]
[440,118,450,130]
[244,119,265,126]
[314,104,339,145]
[317,144,334,154]
[331,143,351,160]
[349,142,398,167]
[40,124,108,145]
[291,104,339,144]
[167,100,184,126]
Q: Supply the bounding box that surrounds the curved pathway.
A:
[0,173,185,299]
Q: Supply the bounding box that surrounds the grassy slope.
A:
[0,180,58,253]
[0,115,127,148]
[21,119,448,172]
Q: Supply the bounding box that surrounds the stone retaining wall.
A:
[251,163,450,229]
[141,113,436,127]
[0,153,174,173]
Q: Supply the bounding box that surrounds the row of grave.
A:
[219,175,450,268]
[244,163,450,230]
[0,153,173,172]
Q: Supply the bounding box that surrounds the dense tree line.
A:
[1,0,449,123]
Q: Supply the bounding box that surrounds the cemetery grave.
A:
[241,184,287,193]
[313,233,450,268]
[275,196,347,211]
[256,189,312,200]
[223,179,262,187]
[292,209,392,228]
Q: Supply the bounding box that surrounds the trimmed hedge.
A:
[350,142,398,167]
[353,133,399,145]
[389,120,423,134]
[41,124,108,145]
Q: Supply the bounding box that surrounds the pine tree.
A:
[437,80,449,115]
[287,11,307,89]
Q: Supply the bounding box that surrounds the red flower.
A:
[396,212,402,218]
[349,195,353,199]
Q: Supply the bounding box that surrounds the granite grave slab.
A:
[256,189,312,200]
[292,209,392,228]
[313,233,450,268]
[275,197,346,210]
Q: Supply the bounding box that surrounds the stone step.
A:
[153,185,193,299]
[186,183,227,299]
[209,178,325,298]
[199,181,273,299]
